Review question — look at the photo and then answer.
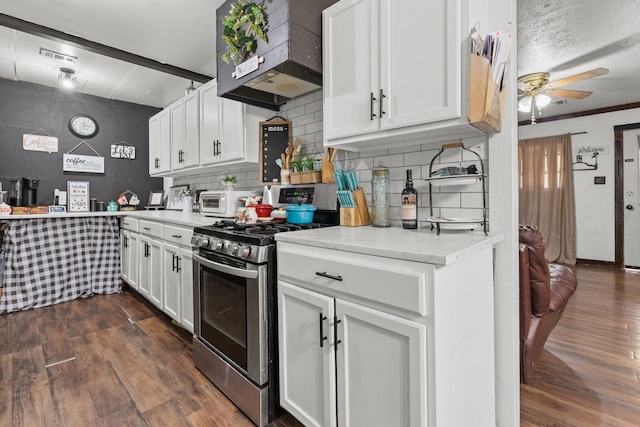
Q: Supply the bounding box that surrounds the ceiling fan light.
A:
[535,93,551,110]
[518,96,532,113]
[58,68,77,89]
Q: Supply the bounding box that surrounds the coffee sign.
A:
[23,133,59,153]
[63,153,105,173]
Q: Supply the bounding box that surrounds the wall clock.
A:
[68,114,99,138]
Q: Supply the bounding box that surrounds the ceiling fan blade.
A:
[546,88,593,99]
[547,68,609,89]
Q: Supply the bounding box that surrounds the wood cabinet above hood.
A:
[216,0,337,111]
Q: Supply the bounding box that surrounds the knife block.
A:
[340,188,372,226]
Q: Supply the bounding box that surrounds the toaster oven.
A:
[199,190,254,218]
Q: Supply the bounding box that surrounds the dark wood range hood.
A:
[216,0,337,111]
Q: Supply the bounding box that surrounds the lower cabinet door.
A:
[148,238,163,308]
[126,231,139,290]
[138,237,151,298]
[179,248,194,333]
[278,281,337,427]
[162,243,181,321]
[336,299,428,427]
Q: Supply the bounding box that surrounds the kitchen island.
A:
[275,226,502,427]
[0,212,124,314]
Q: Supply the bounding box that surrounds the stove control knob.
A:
[231,244,239,256]
[214,240,224,251]
[200,237,210,248]
[241,246,252,258]
[191,236,200,246]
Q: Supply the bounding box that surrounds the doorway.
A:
[614,123,640,267]
[622,129,640,267]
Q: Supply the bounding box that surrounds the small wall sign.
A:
[110,144,136,159]
[23,133,59,153]
[63,153,105,173]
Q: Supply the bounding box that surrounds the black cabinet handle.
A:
[176,256,181,273]
[143,227,151,231]
[334,317,342,347]
[171,234,182,239]
[379,89,386,118]
[319,313,328,348]
[124,235,128,248]
[315,271,343,281]
[154,157,159,169]
[370,92,377,120]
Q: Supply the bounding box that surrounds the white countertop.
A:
[275,225,503,265]
[124,210,220,228]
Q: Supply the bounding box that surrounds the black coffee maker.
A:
[22,177,39,207]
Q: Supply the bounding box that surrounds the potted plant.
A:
[222,175,237,190]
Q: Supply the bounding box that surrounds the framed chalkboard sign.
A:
[259,120,292,184]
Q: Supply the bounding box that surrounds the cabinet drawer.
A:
[163,224,194,247]
[139,220,163,239]
[277,242,431,317]
[121,217,139,232]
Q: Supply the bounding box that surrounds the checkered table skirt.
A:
[0,216,121,314]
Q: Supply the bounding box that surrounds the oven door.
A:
[193,251,269,386]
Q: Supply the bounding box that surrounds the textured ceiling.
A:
[517,0,640,123]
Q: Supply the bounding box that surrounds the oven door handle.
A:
[193,253,259,279]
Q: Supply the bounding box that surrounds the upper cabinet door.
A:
[379,0,461,130]
[200,80,222,165]
[170,99,186,170]
[323,0,380,141]
[149,109,171,175]
[218,97,244,162]
[183,90,200,168]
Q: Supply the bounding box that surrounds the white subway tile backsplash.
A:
[175,88,489,223]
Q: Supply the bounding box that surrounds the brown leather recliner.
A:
[519,225,577,384]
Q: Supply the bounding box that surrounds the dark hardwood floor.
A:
[0,287,301,426]
[1,264,639,426]
[520,264,640,426]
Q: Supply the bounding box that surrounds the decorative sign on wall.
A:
[260,119,292,184]
[67,181,90,212]
[63,153,105,173]
[23,133,59,153]
[63,140,105,173]
[110,142,136,159]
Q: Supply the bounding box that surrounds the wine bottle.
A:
[402,169,418,229]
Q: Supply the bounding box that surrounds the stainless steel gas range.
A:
[191,184,338,426]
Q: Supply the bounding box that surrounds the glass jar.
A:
[371,161,390,227]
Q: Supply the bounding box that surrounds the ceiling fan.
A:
[518,67,609,123]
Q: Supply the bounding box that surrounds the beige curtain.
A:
[519,134,577,264]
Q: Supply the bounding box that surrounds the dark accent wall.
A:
[0,78,162,206]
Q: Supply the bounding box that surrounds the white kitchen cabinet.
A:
[323,0,486,150]
[179,248,194,333]
[162,242,181,321]
[160,223,195,332]
[199,78,268,166]
[120,229,139,290]
[171,90,200,171]
[278,283,336,427]
[121,216,194,332]
[138,227,163,308]
[149,108,171,175]
[276,231,497,426]
[120,217,140,291]
[278,245,428,427]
